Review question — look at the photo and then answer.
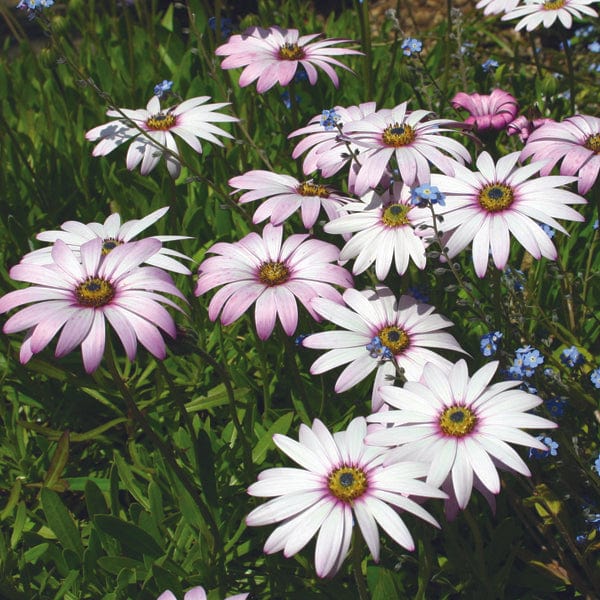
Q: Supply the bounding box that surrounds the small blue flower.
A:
[208,16,233,38]
[153,80,173,98]
[294,66,309,82]
[594,454,600,476]
[366,336,393,361]
[522,348,544,374]
[320,109,341,131]
[410,184,445,207]
[401,38,423,56]
[407,286,430,303]
[480,331,503,357]
[481,59,499,72]
[17,0,53,14]
[588,41,600,52]
[594,219,599,230]
[281,91,301,109]
[539,223,555,238]
[521,383,537,394]
[503,267,525,292]
[545,398,566,418]
[295,334,308,346]
[561,345,584,368]
[509,355,525,378]
[529,435,558,459]
[576,533,588,544]
[591,368,600,389]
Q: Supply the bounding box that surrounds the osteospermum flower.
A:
[302,286,465,410]
[229,170,352,229]
[451,89,518,132]
[85,95,238,178]
[341,102,470,195]
[0,238,186,373]
[430,151,586,277]
[323,182,430,279]
[157,587,248,600]
[366,360,557,518]
[502,0,599,31]
[520,115,600,194]
[246,417,446,578]
[21,207,193,274]
[215,25,362,93]
[195,224,353,340]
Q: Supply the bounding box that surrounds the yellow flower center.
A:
[278,43,305,60]
[585,133,600,153]
[328,466,368,503]
[478,183,514,212]
[258,261,290,286]
[101,238,122,255]
[439,406,477,437]
[297,181,330,198]
[382,204,411,227]
[75,277,115,307]
[382,123,416,147]
[378,326,410,355]
[543,0,566,9]
[146,112,176,130]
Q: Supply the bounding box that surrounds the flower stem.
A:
[559,29,576,114]
[351,531,370,600]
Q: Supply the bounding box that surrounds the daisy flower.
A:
[215,26,362,93]
[366,360,557,518]
[289,102,378,178]
[246,417,447,578]
[158,587,248,600]
[228,170,352,229]
[340,102,471,195]
[501,0,598,31]
[520,115,600,194]
[302,286,465,410]
[476,0,520,15]
[21,207,193,274]
[195,224,353,340]
[85,95,238,178]
[324,182,430,279]
[430,151,586,277]
[451,89,518,132]
[0,238,186,373]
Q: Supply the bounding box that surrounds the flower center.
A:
[297,181,330,198]
[439,406,477,437]
[378,326,410,355]
[382,204,411,227]
[328,466,368,503]
[146,112,176,130]
[543,0,566,9]
[101,238,122,255]
[478,183,514,212]
[585,134,600,153]
[75,277,115,307]
[279,43,305,60]
[258,261,290,286]
[382,123,416,147]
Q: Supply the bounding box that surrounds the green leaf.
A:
[97,556,144,575]
[93,515,164,560]
[113,451,151,511]
[40,488,84,558]
[43,430,70,491]
[85,479,109,517]
[252,412,294,465]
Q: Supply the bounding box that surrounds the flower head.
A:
[520,115,600,194]
[17,0,53,13]
[430,151,586,277]
[480,331,503,356]
[153,80,173,98]
[451,89,518,132]
[0,239,186,373]
[85,96,238,178]
[594,454,600,475]
[528,435,559,458]
[401,38,423,56]
[545,398,566,417]
[21,207,193,274]
[215,26,362,93]
[481,58,500,71]
[560,345,585,368]
[157,587,247,600]
[502,0,599,32]
[591,367,600,388]
[229,170,352,229]
[246,417,446,578]
[320,108,342,131]
[366,360,557,517]
[302,286,465,410]
[195,224,352,340]
[410,184,446,207]
[323,182,431,279]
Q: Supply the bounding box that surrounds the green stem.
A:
[351,532,370,600]
[559,29,576,114]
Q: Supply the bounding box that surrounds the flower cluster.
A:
[509,345,545,378]
[480,331,503,357]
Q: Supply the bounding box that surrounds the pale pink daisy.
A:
[228,170,352,229]
[289,102,378,178]
[340,102,471,195]
[520,115,600,194]
[246,417,446,578]
[451,89,518,131]
[215,26,362,93]
[157,587,248,600]
[476,0,520,15]
[501,0,598,31]
[86,95,238,178]
[0,238,186,373]
[302,286,465,410]
[429,151,586,277]
[21,207,193,274]
[507,115,554,143]
[195,224,353,340]
[366,360,557,518]
[324,182,430,279]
